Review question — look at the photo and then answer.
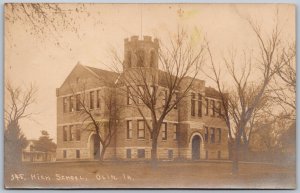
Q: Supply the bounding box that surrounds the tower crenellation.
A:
[123,35,159,70]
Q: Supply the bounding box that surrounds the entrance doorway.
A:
[192,135,201,160]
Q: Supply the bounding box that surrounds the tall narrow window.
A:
[127,120,132,139]
[149,85,156,100]
[162,89,168,107]
[90,91,94,109]
[76,150,80,158]
[127,87,132,105]
[211,100,215,116]
[69,125,74,141]
[205,98,209,115]
[217,128,221,143]
[75,94,81,111]
[191,93,196,116]
[69,96,74,112]
[63,97,68,113]
[198,94,202,117]
[217,101,222,117]
[174,91,179,109]
[126,149,131,159]
[210,128,215,144]
[96,90,101,109]
[218,151,221,159]
[138,120,145,139]
[76,128,81,141]
[127,51,132,68]
[63,126,68,141]
[63,150,67,158]
[204,127,208,143]
[173,123,178,140]
[150,50,155,67]
[168,150,173,159]
[138,86,144,104]
[136,50,145,67]
[161,123,167,140]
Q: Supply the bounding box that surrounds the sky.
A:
[4,4,295,141]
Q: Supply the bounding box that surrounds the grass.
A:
[5,160,296,189]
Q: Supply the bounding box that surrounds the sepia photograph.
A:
[4,3,296,189]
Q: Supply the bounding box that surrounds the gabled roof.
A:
[84,65,119,83]
[205,86,222,99]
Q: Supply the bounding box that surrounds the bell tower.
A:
[123,36,159,71]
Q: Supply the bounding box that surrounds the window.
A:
[76,150,80,158]
[162,89,168,107]
[204,127,208,143]
[198,94,202,117]
[217,101,222,116]
[63,126,68,141]
[205,99,209,115]
[136,49,145,67]
[161,123,167,140]
[138,120,145,139]
[205,150,208,160]
[168,150,173,159]
[173,124,178,140]
[76,128,81,141]
[210,128,215,143]
[217,128,221,143]
[127,51,132,68]
[63,150,67,158]
[218,151,221,159]
[138,86,144,104]
[127,87,132,105]
[149,85,156,100]
[191,93,196,116]
[63,97,68,113]
[75,94,81,111]
[211,100,215,116]
[127,120,132,139]
[137,149,145,158]
[70,125,75,141]
[174,91,179,109]
[90,91,94,109]
[69,96,74,112]
[126,149,131,159]
[150,50,155,67]
[96,90,101,109]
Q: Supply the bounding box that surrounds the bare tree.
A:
[4,81,37,164]
[270,43,296,119]
[5,3,97,47]
[110,29,205,166]
[204,14,291,174]
[69,82,121,161]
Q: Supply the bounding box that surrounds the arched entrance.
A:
[192,135,201,160]
[89,133,101,160]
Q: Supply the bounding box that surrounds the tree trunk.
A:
[99,146,106,162]
[231,142,239,175]
[151,137,158,169]
[231,135,241,175]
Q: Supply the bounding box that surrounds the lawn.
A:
[4,161,296,189]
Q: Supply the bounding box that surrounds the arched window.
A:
[136,49,145,67]
[150,50,155,67]
[127,51,132,68]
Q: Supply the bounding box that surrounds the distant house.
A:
[56,36,229,161]
[22,140,56,162]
